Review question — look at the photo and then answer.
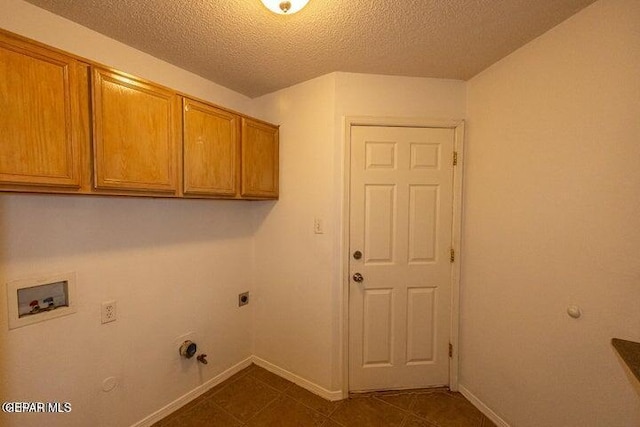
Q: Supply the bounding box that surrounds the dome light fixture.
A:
[261,0,309,15]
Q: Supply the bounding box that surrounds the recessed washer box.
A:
[6,272,77,329]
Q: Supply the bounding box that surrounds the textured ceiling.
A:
[24,0,597,97]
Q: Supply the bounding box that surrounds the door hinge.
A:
[449,343,453,358]
[453,151,458,166]
[450,248,455,263]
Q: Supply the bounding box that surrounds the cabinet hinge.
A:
[449,343,453,358]
[453,151,458,166]
[450,248,455,263]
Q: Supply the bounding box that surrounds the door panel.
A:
[349,126,455,391]
[363,289,394,366]
[364,185,396,263]
[406,287,436,364]
[408,185,439,263]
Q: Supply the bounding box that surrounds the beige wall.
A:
[251,73,339,393]
[254,74,336,392]
[334,72,466,119]
[1,197,255,427]
[251,72,466,393]
[0,1,256,426]
[462,0,640,425]
[3,0,639,425]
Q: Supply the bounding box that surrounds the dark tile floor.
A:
[154,364,497,427]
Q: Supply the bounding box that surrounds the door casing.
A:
[341,117,465,397]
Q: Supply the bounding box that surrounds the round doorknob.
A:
[353,273,364,283]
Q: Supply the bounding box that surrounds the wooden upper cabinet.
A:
[92,67,180,194]
[183,98,239,197]
[241,118,279,199]
[0,33,83,188]
[0,30,281,200]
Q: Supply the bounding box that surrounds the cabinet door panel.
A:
[0,36,82,188]
[92,68,178,193]
[241,118,279,198]
[183,99,238,196]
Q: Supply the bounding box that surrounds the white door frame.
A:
[341,116,465,397]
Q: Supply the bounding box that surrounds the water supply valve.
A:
[197,354,208,365]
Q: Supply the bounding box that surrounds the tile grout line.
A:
[249,366,344,422]
[244,372,346,427]
[158,365,486,427]
[287,387,342,418]
[243,367,340,425]
[372,392,449,427]
[207,397,247,426]
[406,390,485,427]
[203,365,261,426]
[375,395,428,427]
[205,365,283,426]
[326,414,348,427]
[290,386,345,420]
[370,393,415,415]
[240,391,284,426]
[372,392,417,412]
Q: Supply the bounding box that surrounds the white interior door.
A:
[349,125,455,391]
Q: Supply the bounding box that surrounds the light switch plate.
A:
[314,217,324,234]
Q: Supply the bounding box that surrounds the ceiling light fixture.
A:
[261,0,309,15]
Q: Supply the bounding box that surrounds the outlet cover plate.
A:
[101,300,117,324]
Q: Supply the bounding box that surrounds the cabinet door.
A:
[0,34,83,188]
[241,118,279,199]
[92,67,179,193]
[183,99,239,197]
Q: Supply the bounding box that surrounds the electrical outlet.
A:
[101,300,117,324]
[238,292,249,307]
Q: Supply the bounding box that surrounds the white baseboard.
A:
[131,357,253,427]
[458,385,510,427]
[134,357,507,427]
[251,356,343,401]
